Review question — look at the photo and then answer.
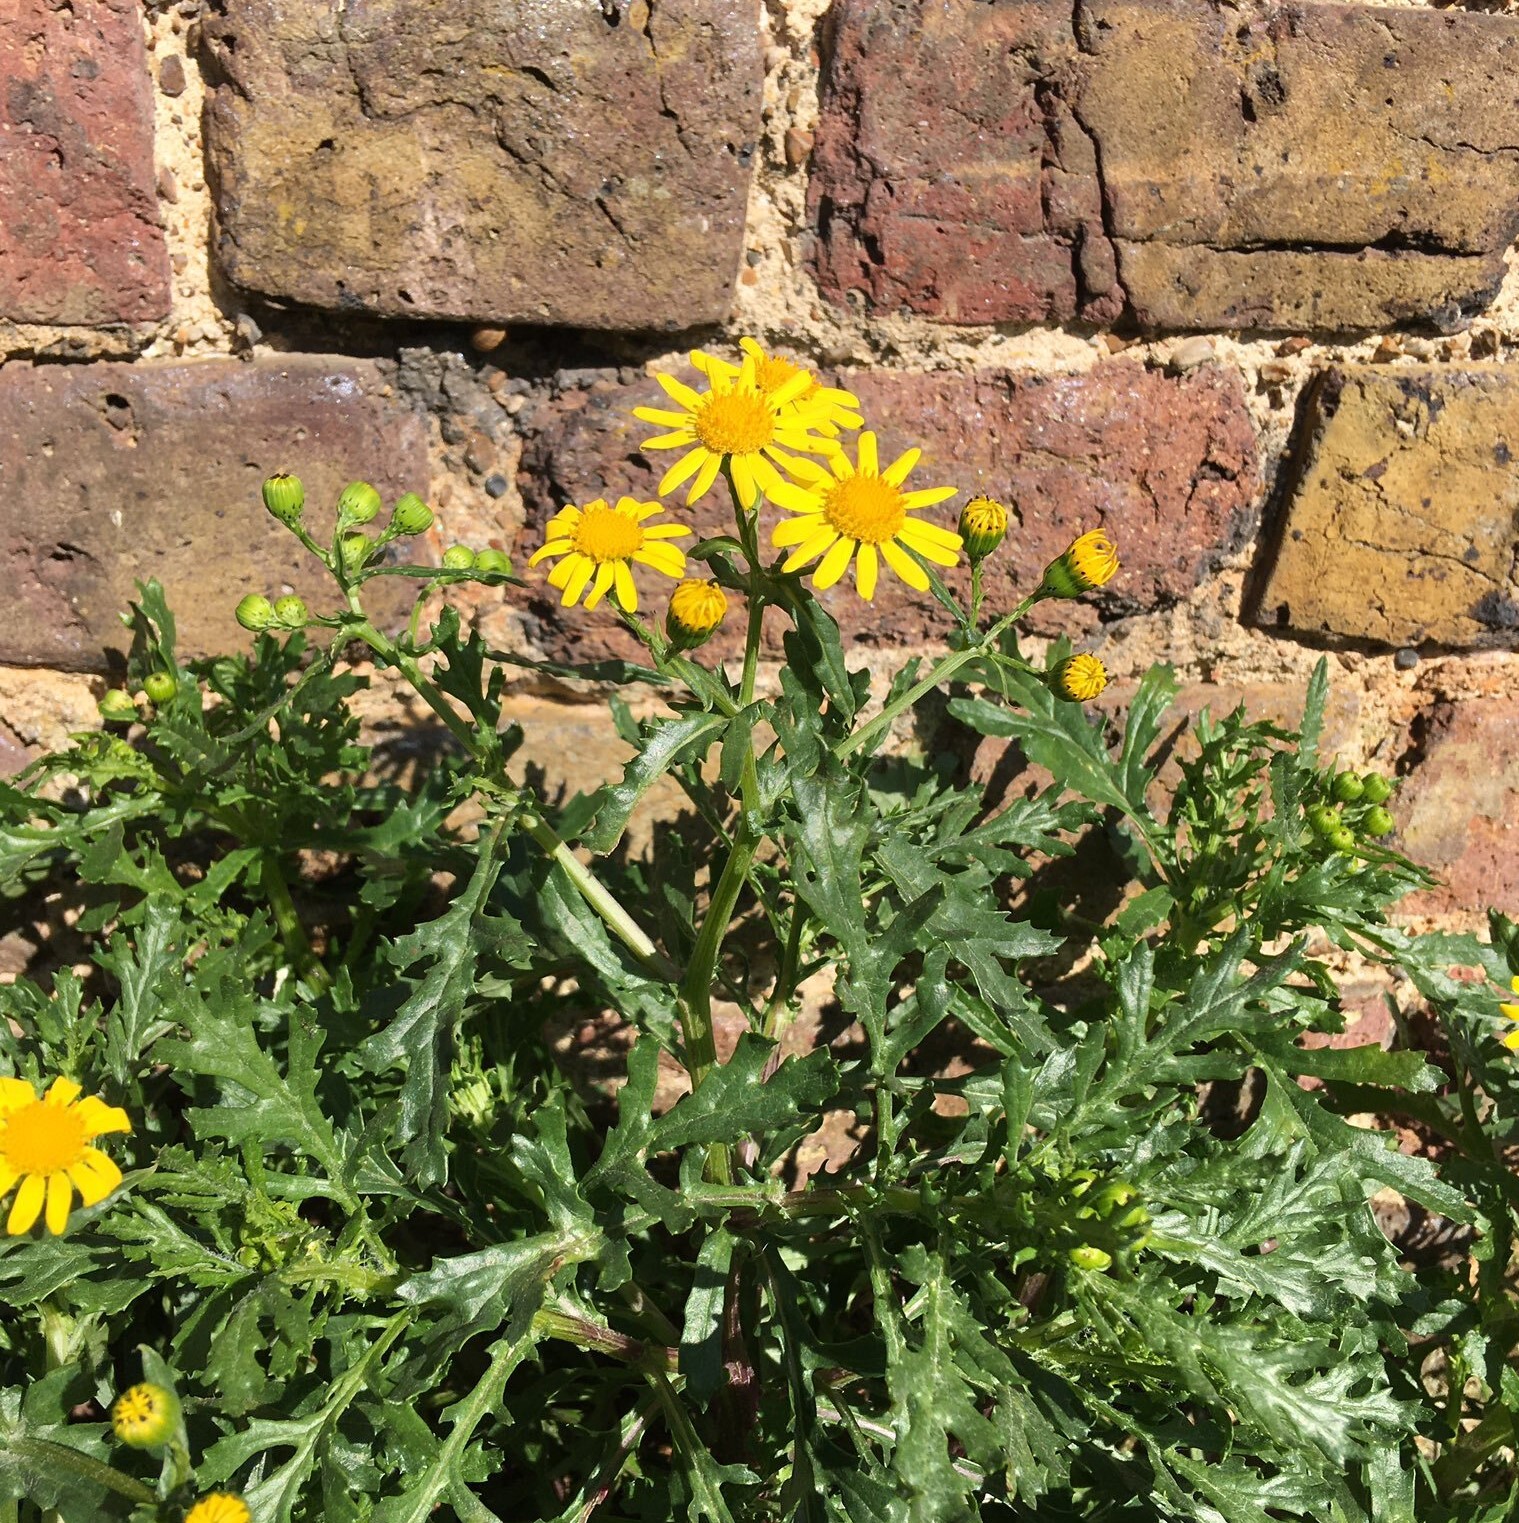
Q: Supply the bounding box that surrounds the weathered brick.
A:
[811,0,1519,332]
[512,359,1258,663]
[1253,366,1519,649]
[0,0,170,326]
[1395,696,1519,917]
[0,359,428,671]
[202,0,761,330]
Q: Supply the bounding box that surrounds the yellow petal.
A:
[856,543,879,601]
[70,1148,123,1207]
[883,447,922,486]
[528,539,573,567]
[546,556,577,589]
[812,537,856,591]
[772,513,827,548]
[613,562,639,612]
[902,485,958,509]
[633,542,686,576]
[1500,1003,1519,1021]
[1502,1027,1519,1052]
[897,517,962,549]
[45,1172,72,1235]
[0,1078,37,1116]
[881,538,930,591]
[0,1164,17,1200]
[45,1077,82,1108]
[730,454,759,512]
[768,480,824,514]
[782,527,840,573]
[8,1173,44,1235]
[769,370,814,408]
[562,557,595,607]
[632,406,694,427]
[897,523,961,567]
[658,447,709,496]
[640,430,695,451]
[655,372,703,411]
[686,451,723,505]
[584,562,616,611]
[857,432,878,477]
[73,1097,131,1138]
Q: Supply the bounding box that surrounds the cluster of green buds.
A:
[99,670,180,724]
[1063,1170,1151,1273]
[441,544,513,579]
[235,592,311,633]
[1306,768,1395,854]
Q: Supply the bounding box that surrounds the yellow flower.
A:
[690,337,863,438]
[1039,529,1120,599]
[666,579,729,645]
[958,495,1009,561]
[0,1076,130,1236]
[529,497,691,613]
[111,1382,179,1449]
[1048,653,1108,703]
[633,350,841,509]
[1498,976,1519,1049]
[185,1494,252,1523]
[770,431,960,601]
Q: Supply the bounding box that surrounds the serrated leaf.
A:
[580,710,728,854]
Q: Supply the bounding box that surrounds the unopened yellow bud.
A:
[666,579,728,647]
[262,473,305,526]
[958,495,1008,561]
[336,481,383,526]
[1039,529,1119,599]
[1047,653,1107,703]
[111,1382,179,1449]
[184,1495,252,1523]
[235,594,275,631]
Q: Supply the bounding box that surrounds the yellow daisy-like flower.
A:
[185,1494,252,1523]
[0,1076,130,1236]
[1497,975,1519,1050]
[112,1382,179,1449]
[529,497,691,613]
[1040,528,1120,599]
[690,336,864,438]
[633,351,841,509]
[770,431,960,601]
[1048,653,1108,703]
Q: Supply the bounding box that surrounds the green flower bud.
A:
[262,472,305,526]
[142,671,178,705]
[336,480,383,526]
[272,595,310,628]
[1331,772,1365,803]
[442,544,476,571]
[390,492,435,535]
[111,1382,180,1449]
[1364,806,1395,838]
[1046,653,1108,704]
[958,495,1009,562]
[1068,1245,1112,1272]
[1328,826,1357,853]
[473,548,512,579]
[235,594,275,632]
[1038,529,1119,600]
[1361,773,1392,805]
[1307,805,1341,837]
[340,533,375,571]
[97,690,139,724]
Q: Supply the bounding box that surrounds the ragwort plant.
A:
[1,339,1517,1522]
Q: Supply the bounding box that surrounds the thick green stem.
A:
[260,849,331,992]
[533,1307,677,1372]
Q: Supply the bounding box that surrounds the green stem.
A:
[836,597,1036,760]
[260,849,331,992]
[533,1308,677,1372]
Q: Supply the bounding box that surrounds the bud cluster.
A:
[1306,768,1395,855]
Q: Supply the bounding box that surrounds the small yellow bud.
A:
[473,548,512,578]
[111,1382,179,1449]
[666,579,729,647]
[272,595,309,628]
[958,495,1008,562]
[1039,529,1119,599]
[184,1494,252,1523]
[261,473,305,526]
[390,492,435,535]
[442,545,476,571]
[336,481,383,526]
[235,594,275,632]
[98,690,139,723]
[1047,653,1107,703]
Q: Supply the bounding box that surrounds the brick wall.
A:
[2,0,1516,921]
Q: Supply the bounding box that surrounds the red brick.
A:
[0,359,428,671]
[203,0,761,330]
[511,359,1258,664]
[0,0,170,325]
[1395,696,1519,917]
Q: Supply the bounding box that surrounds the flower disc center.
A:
[823,475,906,546]
[1,1101,86,1176]
[571,506,645,563]
[694,392,776,456]
[754,354,815,402]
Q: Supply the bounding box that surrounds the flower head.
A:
[185,1495,252,1523]
[769,431,960,601]
[690,337,863,438]
[1048,653,1108,703]
[0,1076,131,1236]
[112,1382,179,1449]
[530,497,691,613]
[1498,976,1519,1050]
[633,350,841,509]
[1040,529,1120,600]
[666,579,729,646]
[959,495,1009,562]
